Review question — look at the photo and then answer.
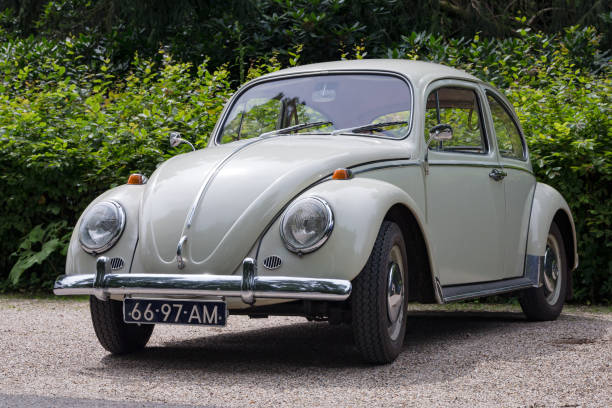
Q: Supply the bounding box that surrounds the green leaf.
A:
[8,239,60,285]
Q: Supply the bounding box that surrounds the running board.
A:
[440,255,543,303]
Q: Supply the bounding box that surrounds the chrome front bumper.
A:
[53,257,352,305]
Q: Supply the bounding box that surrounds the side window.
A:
[425,87,487,154]
[486,92,525,160]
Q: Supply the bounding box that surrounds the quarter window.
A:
[486,92,525,160]
[425,87,487,154]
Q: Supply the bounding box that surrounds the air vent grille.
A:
[263,255,282,270]
[110,257,125,271]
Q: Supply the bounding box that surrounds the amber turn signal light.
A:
[127,173,147,185]
[332,168,353,180]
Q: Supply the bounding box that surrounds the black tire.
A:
[352,221,409,364]
[89,296,154,354]
[519,222,568,321]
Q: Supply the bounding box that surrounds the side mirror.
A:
[169,131,182,148]
[424,124,453,176]
[169,131,195,151]
[429,124,453,142]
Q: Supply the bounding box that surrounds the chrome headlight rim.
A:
[78,200,126,255]
[279,196,334,254]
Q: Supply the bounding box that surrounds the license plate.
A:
[123,298,226,326]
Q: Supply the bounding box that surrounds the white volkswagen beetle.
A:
[54,60,578,364]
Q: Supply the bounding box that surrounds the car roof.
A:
[256,59,483,89]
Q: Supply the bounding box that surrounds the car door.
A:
[424,82,506,285]
[483,88,537,278]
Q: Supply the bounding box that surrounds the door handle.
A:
[489,168,507,181]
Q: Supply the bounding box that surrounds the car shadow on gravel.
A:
[97,310,610,387]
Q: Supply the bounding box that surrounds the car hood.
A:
[136,135,414,275]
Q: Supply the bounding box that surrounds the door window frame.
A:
[424,82,492,156]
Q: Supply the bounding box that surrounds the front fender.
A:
[527,182,578,270]
[65,185,145,276]
[256,177,432,282]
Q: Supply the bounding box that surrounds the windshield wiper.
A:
[260,121,333,138]
[331,121,409,135]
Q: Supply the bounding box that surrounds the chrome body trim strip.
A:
[349,159,418,175]
[54,257,351,304]
[428,160,534,175]
[440,254,543,302]
[501,164,534,175]
[428,160,501,168]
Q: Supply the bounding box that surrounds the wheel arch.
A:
[384,204,437,303]
[552,209,577,274]
[552,208,577,300]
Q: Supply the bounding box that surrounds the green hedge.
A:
[0,26,610,303]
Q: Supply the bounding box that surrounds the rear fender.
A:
[527,182,578,271]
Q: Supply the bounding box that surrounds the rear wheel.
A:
[90,296,154,354]
[519,222,568,321]
[352,221,408,364]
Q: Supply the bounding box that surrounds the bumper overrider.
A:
[53,257,352,305]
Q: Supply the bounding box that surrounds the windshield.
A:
[217,74,412,144]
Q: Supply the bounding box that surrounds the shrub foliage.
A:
[2,0,610,79]
[0,25,610,303]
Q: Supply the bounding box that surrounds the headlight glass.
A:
[79,201,126,254]
[280,197,333,253]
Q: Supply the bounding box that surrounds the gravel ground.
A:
[0,297,610,408]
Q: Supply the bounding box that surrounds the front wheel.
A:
[352,221,408,364]
[90,296,154,354]
[519,222,568,321]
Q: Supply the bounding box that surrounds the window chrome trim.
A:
[279,196,334,254]
[212,70,415,145]
[79,200,126,255]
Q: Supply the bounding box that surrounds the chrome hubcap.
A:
[542,234,562,305]
[387,245,405,341]
[387,262,403,323]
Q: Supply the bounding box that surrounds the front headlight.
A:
[79,200,126,255]
[280,196,333,254]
